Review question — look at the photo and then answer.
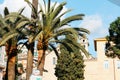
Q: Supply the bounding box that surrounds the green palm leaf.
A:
[50,2,66,21]
[4,7,9,16]
[0,30,19,46]
[49,43,60,58]
[73,27,90,34]
[51,9,72,30]
[59,14,84,27]
[53,28,78,39]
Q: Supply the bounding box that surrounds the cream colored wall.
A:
[43,51,57,80]
[97,40,115,80]
[84,38,120,80]
[84,60,98,80]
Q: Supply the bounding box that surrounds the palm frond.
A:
[64,35,90,58]
[0,15,6,27]
[49,2,57,14]
[0,31,19,46]
[4,7,9,16]
[51,9,72,30]
[59,14,84,27]
[79,44,90,58]
[53,28,78,39]
[15,20,30,29]
[18,7,25,15]
[50,2,66,21]
[49,40,74,52]
[73,27,90,34]
[25,0,38,18]
[33,31,43,41]
[47,0,51,13]
[49,43,59,58]
[4,12,27,22]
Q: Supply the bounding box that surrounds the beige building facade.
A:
[84,38,120,80]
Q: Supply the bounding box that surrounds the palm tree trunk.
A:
[26,38,34,80]
[5,45,17,80]
[26,0,38,79]
[37,49,46,75]
[37,40,48,76]
[32,0,38,19]
[32,0,38,10]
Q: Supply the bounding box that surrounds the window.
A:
[53,57,56,65]
[83,39,85,42]
[104,60,109,69]
[117,60,120,69]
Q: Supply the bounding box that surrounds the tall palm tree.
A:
[0,1,39,80]
[26,0,90,75]
[24,0,38,80]
[0,7,30,80]
[0,1,39,79]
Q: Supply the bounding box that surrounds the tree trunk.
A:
[26,0,38,79]
[37,38,48,75]
[37,50,46,75]
[32,0,38,19]
[5,45,17,80]
[32,0,38,11]
[26,38,34,80]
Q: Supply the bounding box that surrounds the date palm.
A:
[0,7,30,80]
[26,0,90,75]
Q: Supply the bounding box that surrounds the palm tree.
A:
[24,0,38,79]
[0,7,30,80]
[0,1,39,79]
[26,0,90,75]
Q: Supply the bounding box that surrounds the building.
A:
[43,50,57,80]
[84,38,120,80]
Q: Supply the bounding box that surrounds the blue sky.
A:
[0,0,120,57]
[55,0,120,57]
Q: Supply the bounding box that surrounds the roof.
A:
[94,37,107,51]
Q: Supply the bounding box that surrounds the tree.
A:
[55,35,85,80]
[0,7,30,80]
[0,1,39,79]
[25,0,90,75]
[0,0,89,79]
[25,0,38,79]
[0,0,39,79]
[105,17,120,58]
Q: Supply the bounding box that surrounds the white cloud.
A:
[80,14,103,34]
[79,14,107,57]
[0,0,67,19]
[0,0,32,17]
